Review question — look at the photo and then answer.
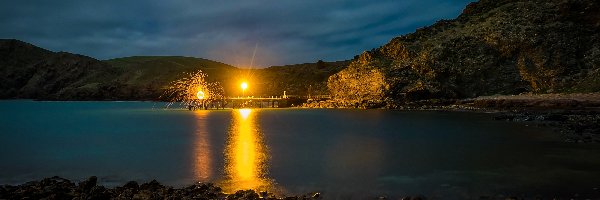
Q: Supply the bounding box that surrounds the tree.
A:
[162,69,225,109]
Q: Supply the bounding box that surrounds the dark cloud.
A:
[0,0,473,67]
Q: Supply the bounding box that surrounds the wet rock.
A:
[311,192,321,199]
[116,188,135,199]
[140,179,162,191]
[174,183,221,199]
[78,176,97,192]
[0,185,6,195]
[402,195,427,200]
[227,190,260,200]
[133,189,158,200]
[1,176,323,199]
[87,186,110,200]
[123,180,139,191]
[491,109,600,143]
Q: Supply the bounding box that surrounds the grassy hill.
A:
[245,60,349,97]
[105,56,349,98]
[0,39,121,100]
[104,56,239,99]
[0,39,348,100]
[105,56,237,86]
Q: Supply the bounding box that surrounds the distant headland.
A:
[2,0,599,108]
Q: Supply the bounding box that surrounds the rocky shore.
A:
[2,176,597,200]
[0,176,326,200]
[302,93,600,143]
[492,109,600,143]
[472,93,600,143]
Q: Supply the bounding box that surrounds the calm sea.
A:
[1,100,599,199]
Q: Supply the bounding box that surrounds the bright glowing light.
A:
[241,82,248,97]
[234,109,255,180]
[193,111,211,181]
[196,90,206,100]
[222,108,273,193]
[239,108,251,119]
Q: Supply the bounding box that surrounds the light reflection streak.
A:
[221,108,274,193]
[193,110,212,181]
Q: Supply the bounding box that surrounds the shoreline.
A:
[1,98,599,199]
[2,176,597,199]
[2,94,599,143]
[302,93,600,143]
[0,176,321,200]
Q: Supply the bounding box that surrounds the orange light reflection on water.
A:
[222,108,274,193]
[193,110,212,182]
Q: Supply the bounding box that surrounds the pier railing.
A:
[187,94,331,110]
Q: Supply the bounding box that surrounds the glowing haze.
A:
[0,0,472,67]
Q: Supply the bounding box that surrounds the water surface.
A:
[1,101,599,199]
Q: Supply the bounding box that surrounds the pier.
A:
[187,95,321,110]
[187,94,333,110]
[185,82,332,110]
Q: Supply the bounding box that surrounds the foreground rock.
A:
[0,176,322,200]
[1,177,596,199]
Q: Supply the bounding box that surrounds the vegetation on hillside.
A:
[327,0,600,108]
[104,56,238,100]
[3,0,599,104]
[161,70,225,109]
[0,39,348,100]
[0,39,121,100]
[249,60,349,97]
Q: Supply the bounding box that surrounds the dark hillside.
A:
[327,0,600,108]
[0,39,120,100]
[251,60,350,97]
[0,40,348,100]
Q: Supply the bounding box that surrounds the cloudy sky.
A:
[1,1,472,67]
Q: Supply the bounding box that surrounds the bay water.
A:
[1,101,599,199]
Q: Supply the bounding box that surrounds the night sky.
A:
[0,1,473,67]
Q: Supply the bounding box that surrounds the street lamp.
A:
[196,90,205,100]
[196,90,205,110]
[241,82,248,97]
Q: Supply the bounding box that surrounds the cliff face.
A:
[328,0,600,107]
[327,53,389,107]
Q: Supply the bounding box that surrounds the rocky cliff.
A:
[327,0,600,108]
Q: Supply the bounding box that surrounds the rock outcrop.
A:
[328,0,600,108]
